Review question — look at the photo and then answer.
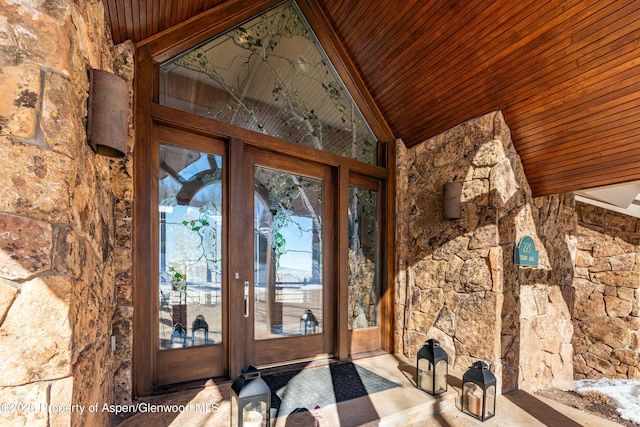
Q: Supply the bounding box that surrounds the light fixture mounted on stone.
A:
[443,181,462,220]
[87,69,128,157]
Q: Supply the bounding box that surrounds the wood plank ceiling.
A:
[102,0,640,197]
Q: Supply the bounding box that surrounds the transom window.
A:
[159,0,378,164]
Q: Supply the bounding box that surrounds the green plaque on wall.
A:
[515,236,538,267]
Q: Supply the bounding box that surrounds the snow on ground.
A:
[574,378,640,424]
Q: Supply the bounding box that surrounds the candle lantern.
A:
[169,323,187,348]
[416,339,448,395]
[231,365,271,427]
[300,309,319,334]
[461,361,496,421]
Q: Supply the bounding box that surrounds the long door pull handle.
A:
[243,281,250,318]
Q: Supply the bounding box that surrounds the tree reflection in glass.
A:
[253,166,323,339]
[158,144,223,349]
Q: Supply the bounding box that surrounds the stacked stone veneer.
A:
[573,202,640,379]
[396,111,576,393]
[0,1,133,425]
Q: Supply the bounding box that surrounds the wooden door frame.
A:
[342,173,384,355]
[245,149,336,366]
[133,0,396,397]
[153,126,229,387]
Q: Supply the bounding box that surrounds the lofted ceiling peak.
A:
[102,0,640,197]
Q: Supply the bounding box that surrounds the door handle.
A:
[244,281,250,318]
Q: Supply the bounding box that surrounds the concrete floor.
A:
[112,354,622,427]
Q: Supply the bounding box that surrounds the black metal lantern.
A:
[416,339,448,395]
[169,323,187,348]
[461,361,497,421]
[300,309,319,334]
[231,365,271,427]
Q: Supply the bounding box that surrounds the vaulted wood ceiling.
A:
[102,0,640,197]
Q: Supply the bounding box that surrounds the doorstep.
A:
[112,353,624,427]
[274,353,458,426]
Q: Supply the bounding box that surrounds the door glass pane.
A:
[158,1,378,165]
[254,167,323,339]
[158,144,223,349]
[348,186,378,329]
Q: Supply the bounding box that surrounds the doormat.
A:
[262,362,400,419]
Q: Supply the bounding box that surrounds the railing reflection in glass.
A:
[158,144,223,349]
[254,166,323,339]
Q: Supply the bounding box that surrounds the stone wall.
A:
[109,40,135,407]
[573,202,640,379]
[396,111,576,393]
[0,1,133,425]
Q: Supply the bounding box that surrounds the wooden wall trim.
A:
[383,138,396,353]
[132,52,155,397]
[136,0,280,63]
[150,104,391,179]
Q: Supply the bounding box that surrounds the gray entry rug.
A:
[262,362,400,420]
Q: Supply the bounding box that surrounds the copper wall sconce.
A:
[443,181,462,220]
[87,69,128,157]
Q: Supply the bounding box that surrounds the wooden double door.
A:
[151,125,335,387]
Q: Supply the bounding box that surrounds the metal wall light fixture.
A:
[443,181,462,220]
[87,69,128,157]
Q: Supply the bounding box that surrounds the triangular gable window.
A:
[159,0,378,164]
